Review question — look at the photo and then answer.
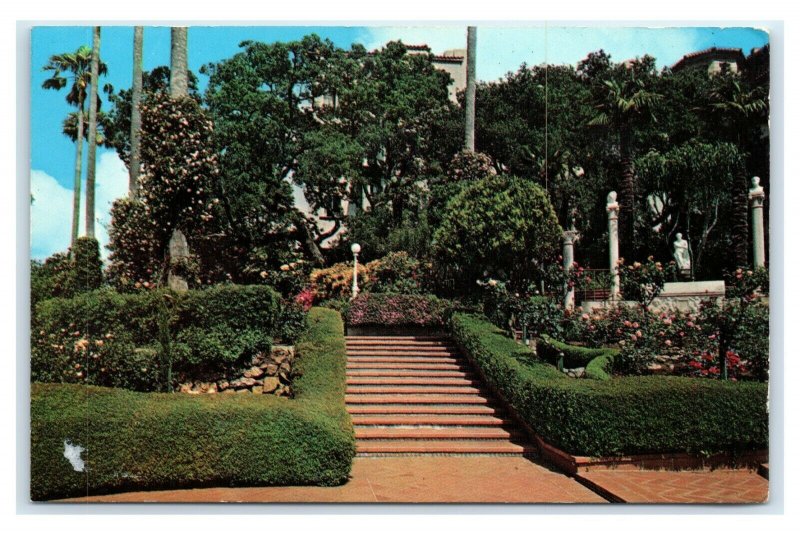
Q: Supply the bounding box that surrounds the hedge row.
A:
[346,293,452,327]
[31,285,305,389]
[536,334,619,374]
[30,307,354,501]
[450,313,768,457]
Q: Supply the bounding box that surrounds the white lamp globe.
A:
[351,243,361,254]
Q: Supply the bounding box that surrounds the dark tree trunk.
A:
[129,26,143,198]
[85,26,101,239]
[618,128,636,260]
[732,166,750,268]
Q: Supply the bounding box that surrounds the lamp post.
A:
[351,243,361,300]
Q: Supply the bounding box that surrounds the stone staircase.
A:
[346,335,535,456]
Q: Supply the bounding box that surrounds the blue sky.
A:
[30,25,769,260]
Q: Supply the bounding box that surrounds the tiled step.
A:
[347,377,477,386]
[351,414,508,426]
[346,344,458,351]
[346,405,499,415]
[346,385,483,395]
[346,336,448,342]
[346,356,462,364]
[356,440,533,455]
[346,394,491,405]
[347,350,460,358]
[347,370,472,378]
[355,427,516,440]
[346,362,465,370]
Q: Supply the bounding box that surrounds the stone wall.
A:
[582,280,725,314]
[178,345,295,396]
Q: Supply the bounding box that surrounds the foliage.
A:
[31,238,103,308]
[31,284,303,390]
[432,174,562,293]
[365,252,425,294]
[310,261,369,303]
[450,312,768,457]
[536,334,619,370]
[106,93,223,289]
[31,307,354,501]
[346,293,451,328]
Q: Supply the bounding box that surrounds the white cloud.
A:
[30,150,129,261]
[360,26,706,82]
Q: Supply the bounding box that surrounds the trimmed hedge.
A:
[346,293,451,327]
[450,313,768,457]
[30,307,354,501]
[536,334,619,372]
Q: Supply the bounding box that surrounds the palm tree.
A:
[42,45,108,246]
[85,26,102,239]
[707,76,768,268]
[588,75,660,258]
[129,26,144,198]
[464,26,477,151]
[170,27,189,98]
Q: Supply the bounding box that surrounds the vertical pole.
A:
[607,192,620,301]
[749,177,766,268]
[351,243,361,300]
[464,26,477,151]
[562,223,579,310]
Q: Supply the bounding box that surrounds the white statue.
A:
[673,233,691,271]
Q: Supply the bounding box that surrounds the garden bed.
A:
[30,307,354,501]
[450,313,768,460]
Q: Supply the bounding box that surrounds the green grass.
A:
[451,313,768,458]
[30,307,354,501]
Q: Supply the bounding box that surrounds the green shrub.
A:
[365,252,425,294]
[536,334,619,370]
[30,307,354,501]
[450,313,768,457]
[346,293,452,327]
[31,284,302,391]
[584,353,614,381]
[31,238,104,309]
[432,174,562,293]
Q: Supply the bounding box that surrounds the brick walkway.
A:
[575,469,768,503]
[60,456,606,503]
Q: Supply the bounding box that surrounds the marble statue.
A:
[673,233,691,271]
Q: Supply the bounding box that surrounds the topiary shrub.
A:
[346,293,452,328]
[30,308,354,501]
[365,252,425,294]
[432,174,562,294]
[450,312,768,457]
[536,334,619,370]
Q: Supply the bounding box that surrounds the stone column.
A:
[562,223,580,309]
[749,176,766,268]
[351,243,361,300]
[607,191,620,301]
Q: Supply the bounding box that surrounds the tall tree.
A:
[464,26,477,151]
[170,27,189,98]
[129,26,144,198]
[706,73,768,267]
[42,45,107,246]
[586,57,661,259]
[85,26,102,238]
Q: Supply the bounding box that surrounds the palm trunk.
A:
[619,128,636,260]
[464,26,477,151]
[732,166,749,268]
[85,26,101,239]
[71,100,85,247]
[129,26,143,198]
[170,27,189,98]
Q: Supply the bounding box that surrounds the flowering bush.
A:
[106,94,224,290]
[618,256,677,312]
[477,277,564,338]
[31,238,104,308]
[310,261,370,302]
[346,293,452,327]
[31,327,161,391]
